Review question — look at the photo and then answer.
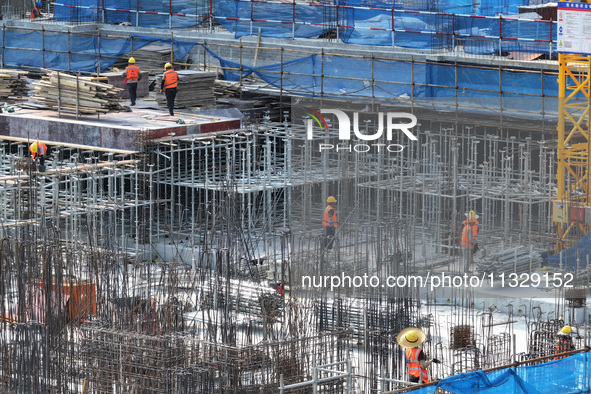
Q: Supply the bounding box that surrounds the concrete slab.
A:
[0,106,241,151]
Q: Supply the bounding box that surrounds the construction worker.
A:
[460,210,479,272]
[161,63,179,116]
[30,140,48,170]
[31,1,43,19]
[323,196,338,250]
[397,327,440,384]
[122,57,142,106]
[554,325,575,360]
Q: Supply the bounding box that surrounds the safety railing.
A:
[384,347,591,393]
[278,357,353,393]
[0,24,561,104]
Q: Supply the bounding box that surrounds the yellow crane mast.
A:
[556,53,591,251]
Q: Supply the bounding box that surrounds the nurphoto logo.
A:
[304,109,418,153]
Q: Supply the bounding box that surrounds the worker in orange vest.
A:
[30,141,48,170]
[122,57,142,106]
[461,210,479,272]
[31,1,43,19]
[323,196,338,250]
[161,63,179,116]
[397,327,440,384]
[554,325,575,360]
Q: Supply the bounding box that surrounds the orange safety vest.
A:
[163,69,178,90]
[461,219,478,248]
[30,142,47,158]
[554,337,574,360]
[323,204,337,228]
[125,64,140,83]
[405,348,429,383]
[31,6,41,19]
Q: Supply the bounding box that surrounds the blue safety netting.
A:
[103,0,131,24]
[54,0,207,28]
[257,56,319,93]
[436,0,475,14]
[408,353,590,394]
[206,46,558,101]
[343,12,452,48]
[480,0,525,16]
[51,0,557,53]
[438,369,541,393]
[213,0,331,39]
[518,352,590,393]
[0,28,196,72]
[544,231,591,271]
[0,25,559,101]
[53,0,98,22]
[343,0,473,14]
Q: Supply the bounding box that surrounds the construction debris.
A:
[0,69,29,101]
[31,71,124,114]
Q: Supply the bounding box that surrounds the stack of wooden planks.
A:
[156,70,216,108]
[31,72,125,114]
[114,45,172,74]
[0,69,29,101]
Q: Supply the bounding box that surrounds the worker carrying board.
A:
[397,327,441,384]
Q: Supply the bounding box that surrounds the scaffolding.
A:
[0,92,582,393]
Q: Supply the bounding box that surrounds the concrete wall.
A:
[0,112,241,151]
[0,114,139,150]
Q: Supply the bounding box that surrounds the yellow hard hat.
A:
[164,62,172,69]
[465,210,479,219]
[30,142,38,153]
[406,331,419,343]
[396,327,426,348]
[561,325,572,334]
[128,57,136,64]
[327,196,337,203]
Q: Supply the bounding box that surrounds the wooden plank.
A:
[31,71,125,114]
[253,27,262,67]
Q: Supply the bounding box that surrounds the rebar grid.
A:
[0,101,578,394]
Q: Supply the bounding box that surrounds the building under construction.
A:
[0,1,590,393]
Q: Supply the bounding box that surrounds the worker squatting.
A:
[318,143,406,152]
[301,272,575,292]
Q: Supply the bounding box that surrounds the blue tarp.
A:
[406,353,590,394]
[0,26,560,101]
[544,230,591,270]
[216,0,330,39]
[480,0,524,16]
[206,46,558,100]
[0,29,197,72]
[54,0,207,28]
[518,353,591,393]
[438,369,541,393]
[53,0,557,53]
